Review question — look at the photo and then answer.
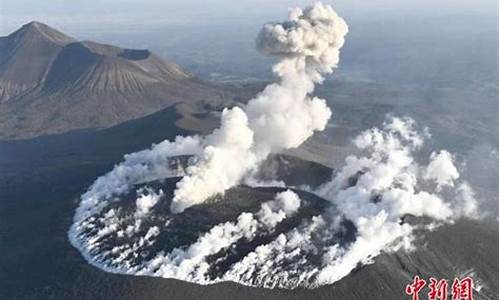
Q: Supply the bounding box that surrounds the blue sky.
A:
[1,0,497,35]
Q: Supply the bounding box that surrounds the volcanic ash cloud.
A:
[171,2,348,213]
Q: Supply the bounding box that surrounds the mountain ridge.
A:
[0,21,76,101]
[0,21,235,139]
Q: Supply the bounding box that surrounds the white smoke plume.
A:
[135,188,163,216]
[70,116,481,289]
[222,116,480,288]
[257,190,301,227]
[171,107,257,212]
[69,2,481,291]
[423,150,460,190]
[73,2,348,216]
[74,136,201,221]
[454,182,480,218]
[170,3,348,213]
[313,117,459,285]
[134,191,300,282]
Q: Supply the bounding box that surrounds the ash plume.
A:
[72,2,348,216]
[171,3,348,213]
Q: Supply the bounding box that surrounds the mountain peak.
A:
[0,21,229,139]
[23,21,46,29]
[11,21,75,46]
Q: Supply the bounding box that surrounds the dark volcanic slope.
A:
[0,22,234,140]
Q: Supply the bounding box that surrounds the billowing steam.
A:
[137,190,301,282]
[72,2,348,217]
[222,117,478,288]
[70,116,479,288]
[171,3,347,213]
[69,2,480,290]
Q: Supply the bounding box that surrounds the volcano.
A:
[0,4,497,299]
[0,22,233,139]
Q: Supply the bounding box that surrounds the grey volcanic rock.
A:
[0,21,75,101]
[0,22,234,140]
[43,41,192,93]
[257,154,333,188]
